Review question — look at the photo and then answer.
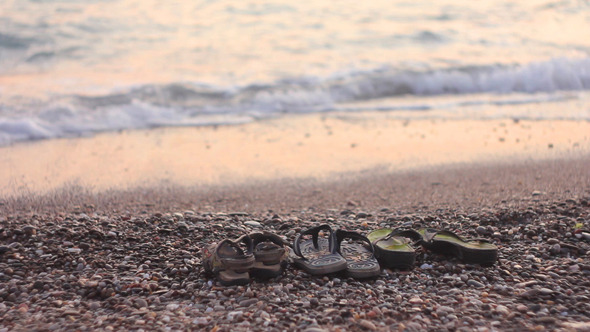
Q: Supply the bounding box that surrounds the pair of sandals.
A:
[202,231,289,286]
[290,225,381,279]
[368,228,498,268]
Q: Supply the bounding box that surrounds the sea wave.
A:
[1,57,589,146]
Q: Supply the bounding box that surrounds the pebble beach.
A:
[1,156,590,332]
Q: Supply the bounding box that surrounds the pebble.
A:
[238,299,258,307]
[244,221,262,228]
[227,311,243,321]
[495,305,509,316]
[539,288,553,296]
[409,297,423,305]
[436,306,455,316]
[166,304,179,311]
[359,319,377,331]
[135,299,148,308]
[467,280,485,288]
[193,317,209,326]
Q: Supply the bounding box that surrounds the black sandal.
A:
[291,225,347,275]
[335,230,381,278]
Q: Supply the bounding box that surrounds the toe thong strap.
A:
[335,230,375,254]
[292,224,334,259]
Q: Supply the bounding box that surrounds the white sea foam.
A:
[1,57,590,146]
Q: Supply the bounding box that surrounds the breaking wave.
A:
[1,57,590,146]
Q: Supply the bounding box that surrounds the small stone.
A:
[135,299,148,308]
[516,304,528,312]
[539,288,553,296]
[238,299,258,307]
[476,226,486,235]
[467,280,484,288]
[568,264,580,272]
[409,297,423,305]
[550,244,561,255]
[166,304,179,311]
[436,306,455,316]
[33,280,44,290]
[562,322,590,330]
[521,289,540,298]
[23,225,37,235]
[193,317,208,326]
[18,303,29,313]
[227,311,243,321]
[0,246,9,254]
[359,319,377,331]
[535,317,556,324]
[244,221,262,228]
[304,328,327,332]
[366,310,377,318]
[495,305,509,316]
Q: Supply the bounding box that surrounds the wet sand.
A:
[1,112,589,199]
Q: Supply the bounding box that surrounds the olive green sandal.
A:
[417,228,498,266]
[367,228,421,269]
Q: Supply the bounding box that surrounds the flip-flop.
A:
[417,228,498,266]
[335,230,381,278]
[367,228,421,269]
[202,235,255,286]
[248,231,290,279]
[291,225,347,275]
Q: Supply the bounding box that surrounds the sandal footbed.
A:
[339,242,381,278]
[291,238,347,275]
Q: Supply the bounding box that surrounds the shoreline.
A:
[1,112,589,198]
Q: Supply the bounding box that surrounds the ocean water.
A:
[1,0,590,146]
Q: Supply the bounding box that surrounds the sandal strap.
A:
[373,229,422,247]
[217,235,254,258]
[292,224,335,259]
[216,236,255,271]
[335,229,375,254]
[250,231,290,248]
[423,228,491,244]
